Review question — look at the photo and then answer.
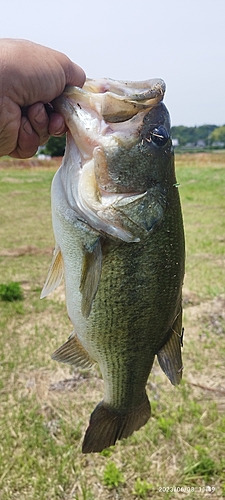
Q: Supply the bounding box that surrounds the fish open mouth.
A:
[62,77,166,123]
[53,78,166,156]
[52,78,168,242]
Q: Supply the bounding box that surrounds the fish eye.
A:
[150,126,169,147]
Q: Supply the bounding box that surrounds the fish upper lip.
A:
[54,77,166,122]
[67,77,166,99]
[53,78,166,167]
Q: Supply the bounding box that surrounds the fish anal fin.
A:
[82,393,151,453]
[52,332,94,369]
[40,246,64,299]
[80,238,102,318]
[157,309,183,386]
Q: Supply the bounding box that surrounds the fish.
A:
[41,77,185,453]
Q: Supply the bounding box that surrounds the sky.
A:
[1,0,225,126]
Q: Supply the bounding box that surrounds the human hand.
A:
[0,39,86,158]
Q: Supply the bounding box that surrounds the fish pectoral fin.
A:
[40,246,64,299]
[51,332,94,368]
[80,238,102,318]
[82,393,151,453]
[157,309,184,386]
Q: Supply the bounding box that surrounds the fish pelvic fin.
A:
[80,237,102,318]
[40,246,64,299]
[82,393,151,453]
[52,332,94,369]
[157,309,184,385]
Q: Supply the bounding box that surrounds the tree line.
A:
[171,124,225,148]
[41,124,225,157]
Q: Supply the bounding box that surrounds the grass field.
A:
[0,153,224,499]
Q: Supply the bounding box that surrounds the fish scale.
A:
[88,212,182,389]
[41,77,185,453]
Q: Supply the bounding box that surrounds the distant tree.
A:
[43,136,66,156]
[195,125,217,142]
[171,126,197,146]
[171,124,218,146]
[209,125,225,144]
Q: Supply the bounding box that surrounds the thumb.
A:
[57,53,86,89]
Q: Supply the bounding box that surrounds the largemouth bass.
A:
[41,77,185,453]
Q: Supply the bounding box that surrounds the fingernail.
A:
[54,126,65,136]
[53,116,66,135]
[34,104,46,125]
[23,118,33,135]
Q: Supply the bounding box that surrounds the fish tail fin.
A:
[82,393,151,453]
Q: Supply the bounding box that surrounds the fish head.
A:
[53,78,174,241]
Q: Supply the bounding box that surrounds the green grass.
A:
[103,461,125,489]
[0,154,224,499]
[175,153,225,299]
[0,282,24,301]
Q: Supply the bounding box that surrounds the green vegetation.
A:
[171,124,225,149]
[209,125,225,144]
[42,135,66,157]
[103,461,125,489]
[171,124,217,146]
[133,478,153,498]
[0,154,224,499]
[0,281,23,301]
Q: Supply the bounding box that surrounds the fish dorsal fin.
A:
[80,238,102,318]
[40,246,64,299]
[157,308,183,385]
[52,332,94,368]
